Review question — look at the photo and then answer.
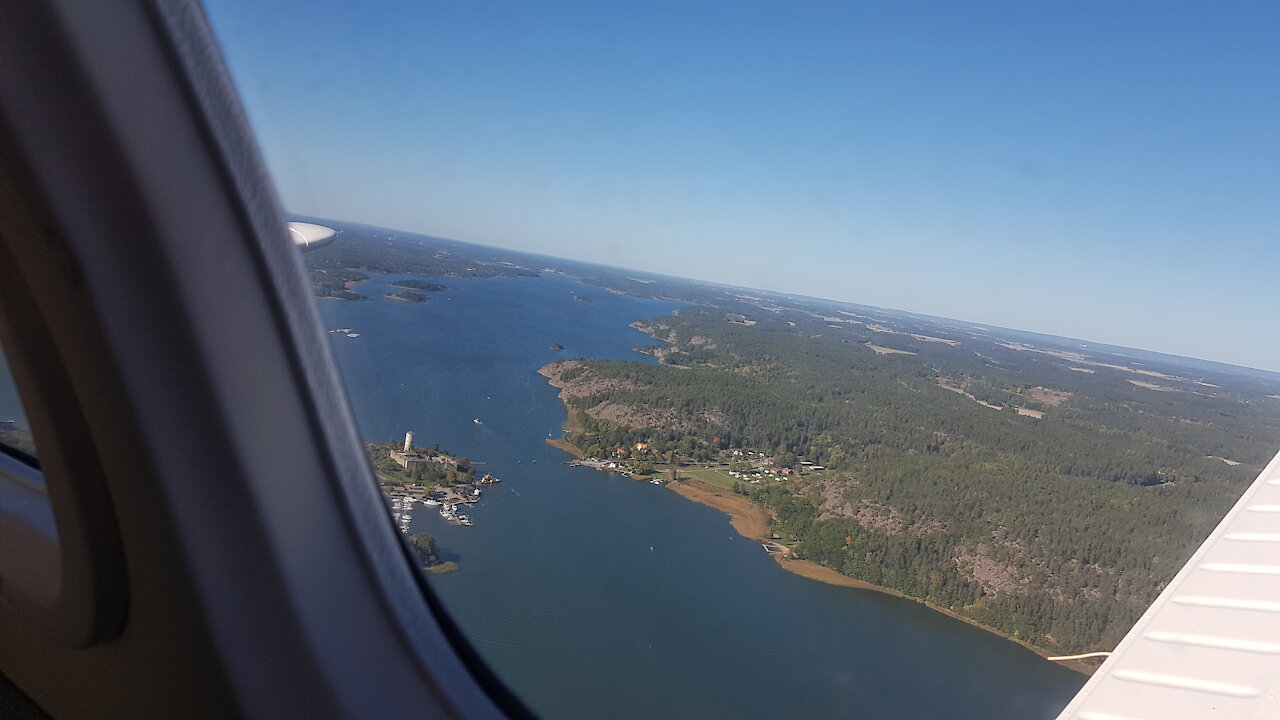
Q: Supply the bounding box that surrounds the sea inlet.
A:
[318,272,1083,720]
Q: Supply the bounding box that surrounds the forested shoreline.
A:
[301,220,1280,656]
[546,304,1280,655]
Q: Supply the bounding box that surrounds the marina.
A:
[386,486,486,530]
[378,431,503,530]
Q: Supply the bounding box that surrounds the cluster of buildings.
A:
[723,450,825,484]
[389,431,461,472]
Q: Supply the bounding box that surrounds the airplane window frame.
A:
[0,335,56,610]
[0,347,41,467]
[0,203,124,650]
[3,1,1274,718]
[0,0,534,717]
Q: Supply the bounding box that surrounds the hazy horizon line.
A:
[298,213,1280,379]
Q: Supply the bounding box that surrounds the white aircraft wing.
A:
[1057,448,1280,719]
[288,221,337,251]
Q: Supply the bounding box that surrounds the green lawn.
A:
[680,467,740,490]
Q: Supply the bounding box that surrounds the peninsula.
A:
[369,432,502,570]
[536,295,1278,666]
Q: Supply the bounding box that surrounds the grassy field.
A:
[682,465,829,489]
[680,467,740,490]
[545,437,585,459]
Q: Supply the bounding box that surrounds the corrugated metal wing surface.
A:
[1058,449,1280,719]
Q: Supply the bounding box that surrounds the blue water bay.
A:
[318,273,1083,719]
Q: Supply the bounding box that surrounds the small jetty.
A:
[438,503,473,526]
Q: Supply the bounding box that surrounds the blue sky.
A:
[207,1,1279,371]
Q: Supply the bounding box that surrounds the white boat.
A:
[422,497,440,506]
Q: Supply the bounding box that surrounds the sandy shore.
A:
[545,437,585,458]
[669,481,908,596]
[536,380,1095,675]
[667,479,1094,675]
[774,556,911,596]
[667,479,771,539]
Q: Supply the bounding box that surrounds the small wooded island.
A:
[386,290,429,302]
[391,278,449,292]
[386,279,449,303]
[407,532,456,574]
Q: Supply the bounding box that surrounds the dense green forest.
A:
[408,532,440,566]
[305,219,1280,656]
[386,290,429,303]
[390,278,449,292]
[548,304,1280,654]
